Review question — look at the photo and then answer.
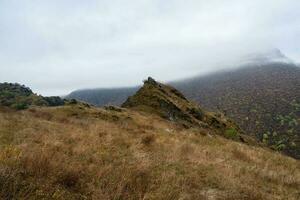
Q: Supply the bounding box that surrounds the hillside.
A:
[66,62,300,159]
[0,80,299,199]
[0,83,66,109]
[122,77,255,143]
[174,62,300,159]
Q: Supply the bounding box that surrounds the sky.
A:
[0,0,299,95]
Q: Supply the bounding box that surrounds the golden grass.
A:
[0,105,299,199]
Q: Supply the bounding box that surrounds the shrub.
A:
[225,128,238,139]
[12,103,28,110]
[43,96,65,106]
[276,143,286,151]
[262,133,269,144]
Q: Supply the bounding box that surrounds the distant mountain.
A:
[67,87,139,106]
[66,49,293,107]
[66,51,300,158]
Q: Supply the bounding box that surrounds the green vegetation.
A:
[0,83,66,110]
[225,128,238,139]
[275,143,286,151]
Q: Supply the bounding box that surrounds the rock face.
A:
[122,77,253,143]
[123,77,203,125]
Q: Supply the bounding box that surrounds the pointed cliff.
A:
[122,77,254,143]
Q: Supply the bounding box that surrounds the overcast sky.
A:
[0,0,299,95]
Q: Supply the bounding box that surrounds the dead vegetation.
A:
[0,104,299,199]
[122,77,253,145]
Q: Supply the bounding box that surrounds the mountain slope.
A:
[122,77,255,143]
[174,62,300,159]
[67,87,139,106]
[0,81,299,199]
[66,61,300,159]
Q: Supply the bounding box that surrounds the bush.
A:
[12,103,28,110]
[276,143,286,151]
[43,97,65,106]
[225,128,238,139]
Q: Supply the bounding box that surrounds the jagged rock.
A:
[144,77,157,85]
[122,77,252,143]
[122,77,202,126]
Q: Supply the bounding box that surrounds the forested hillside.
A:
[0,83,66,110]
[174,62,300,158]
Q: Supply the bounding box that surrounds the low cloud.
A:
[0,0,299,95]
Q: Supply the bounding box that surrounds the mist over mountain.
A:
[67,51,300,158]
[174,62,300,158]
[67,49,296,105]
[1,1,300,198]
[238,48,292,65]
[67,87,139,106]
[2,0,300,96]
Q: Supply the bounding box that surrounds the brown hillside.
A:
[0,81,299,199]
[122,77,254,143]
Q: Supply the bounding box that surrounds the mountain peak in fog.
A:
[240,48,292,65]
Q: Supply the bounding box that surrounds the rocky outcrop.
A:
[122,77,203,126]
[122,77,253,143]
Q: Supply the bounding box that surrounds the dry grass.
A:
[0,105,299,199]
[141,134,156,146]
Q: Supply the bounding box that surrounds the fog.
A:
[0,0,299,95]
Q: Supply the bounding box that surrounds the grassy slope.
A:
[0,105,299,200]
[121,78,254,144]
[65,63,300,159]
